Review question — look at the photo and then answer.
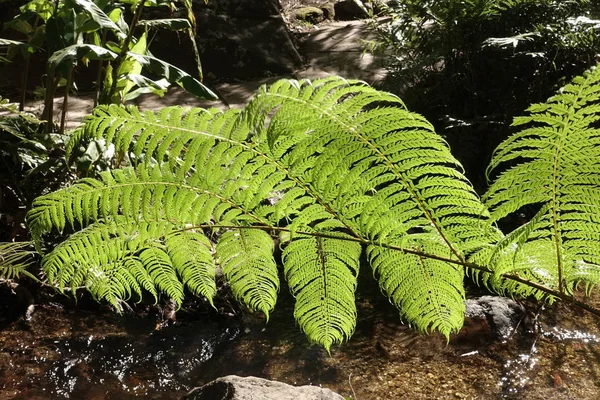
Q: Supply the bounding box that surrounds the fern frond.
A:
[29,76,505,345]
[41,219,220,308]
[246,77,501,258]
[216,229,279,318]
[367,234,465,339]
[65,105,234,162]
[485,64,600,295]
[283,233,361,352]
[165,230,217,306]
[0,242,37,280]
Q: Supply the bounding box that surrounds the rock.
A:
[282,1,335,21]
[183,375,345,400]
[292,7,326,24]
[149,0,303,81]
[465,295,526,338]
[334,0,369,20]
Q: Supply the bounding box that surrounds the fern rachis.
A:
[484,65,600,299]
[25,72,600,350]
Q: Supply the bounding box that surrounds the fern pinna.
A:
[484,65,600,299]
[31,74,590,351]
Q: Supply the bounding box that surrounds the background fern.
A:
[30,74,599,350]
[484,64,600,298]
[0,242,37,281]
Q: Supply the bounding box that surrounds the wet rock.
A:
[183,375,345,400]
[465,296,526,338]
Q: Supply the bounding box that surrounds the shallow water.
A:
[1,283,599,400]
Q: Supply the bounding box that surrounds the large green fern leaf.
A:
[216,229,279,318]
[28,76,503,346]
[283,234,361,352]
[484,65,600,296]
[367,234,465,337]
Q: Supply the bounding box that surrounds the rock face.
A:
[183,375,345,400]
[334,0,369,20]
[193,0,303,80]
[281,0,370,21]
[150,0,303,81]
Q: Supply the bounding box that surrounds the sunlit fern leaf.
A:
[28,75,503,346]
[0,242,37,280]
[491,240,560,300]
[246,77,501,258]
[367,233,465,339]
[139,246,185,305]
[484,64,600,295]
[283,233,361,352]
[165,230,217,306]
[87,258,144,309]
[66,105,246,164]
[41,219,190,306]
[216,229,279,318]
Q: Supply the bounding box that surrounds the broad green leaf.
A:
[70,0,126,38]
[48,43,117,71]
[127,52,217,100]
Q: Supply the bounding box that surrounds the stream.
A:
[1,279,600,400]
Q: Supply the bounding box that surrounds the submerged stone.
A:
[184,375,344,400]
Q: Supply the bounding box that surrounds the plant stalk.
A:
[107,0,145,103]
[93,31,108,108]
[19,55,31,111]
[59,65,74,135]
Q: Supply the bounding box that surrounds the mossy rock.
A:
[291,6,325,24]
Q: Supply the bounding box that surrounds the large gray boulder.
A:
[183,375,345,400]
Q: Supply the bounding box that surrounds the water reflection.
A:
[1,291,600,399]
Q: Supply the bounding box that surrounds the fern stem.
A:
[263,91,464,262]
[177,223,600,319]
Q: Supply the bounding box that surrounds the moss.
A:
[291,7,325,25]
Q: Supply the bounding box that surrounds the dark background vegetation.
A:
[373,0,600,192]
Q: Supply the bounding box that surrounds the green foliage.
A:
[0,96,69,242]
[0,242,37,281]
[2,0,215,133]
[25,72,600,350]
[217,229,279,319]
[484,64,600,297]
[369,0,600,190]
[28,76,499,349]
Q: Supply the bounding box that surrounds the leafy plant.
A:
[483,64,600,297]
[25,71,600,351]
[367,0,600,189]
[0,95,69,242]
[0,242,36,281]
[2,0,216,134]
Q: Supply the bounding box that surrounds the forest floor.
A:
[21,19,387,130]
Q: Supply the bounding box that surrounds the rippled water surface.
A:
[1,282,599,399]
